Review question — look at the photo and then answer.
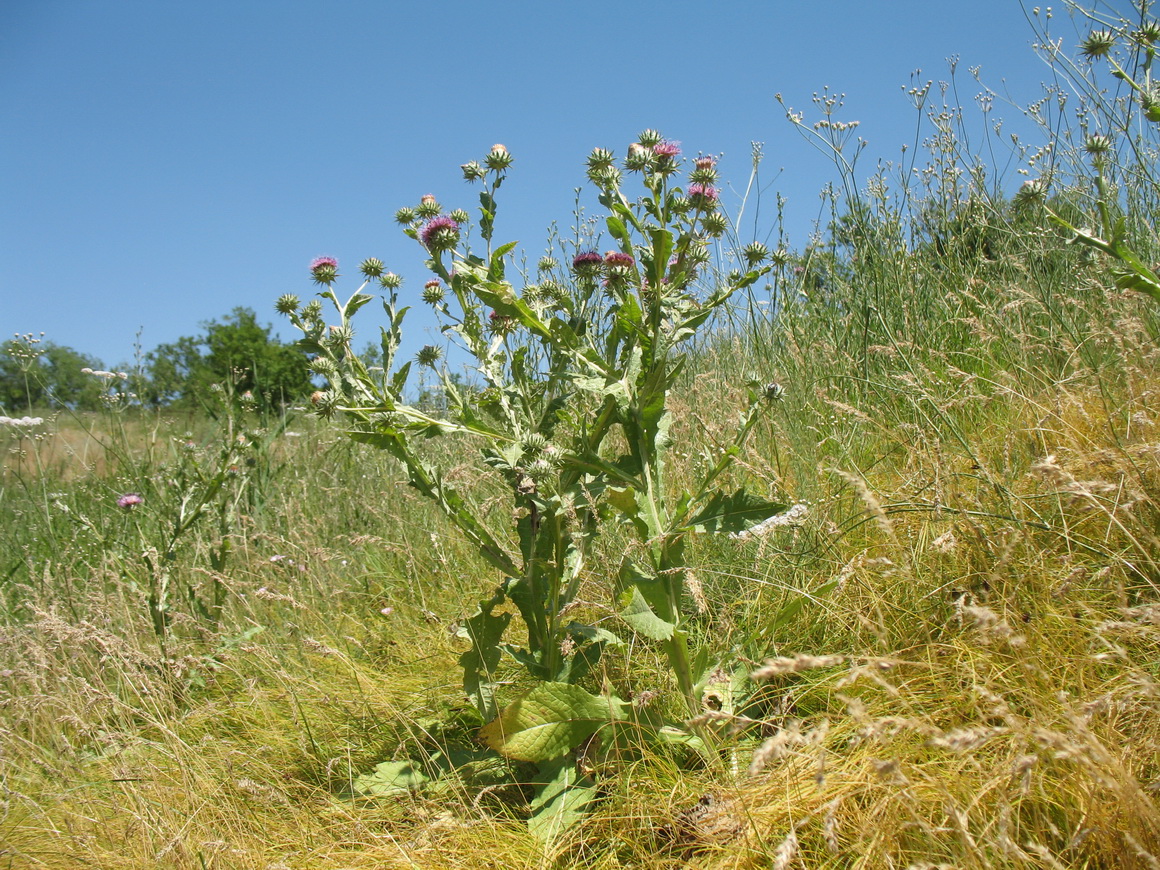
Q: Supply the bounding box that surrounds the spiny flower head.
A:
[653,140,681,159]
[422,279,445,304]
[394,206,417,225]
[1135,20,1160,44]
[690,154,719,185]
[637,129,663,147]
[275,293,300,315]
[416,344,443,367]
[587,147,615,171]
[420,215,460,252]
[461,160,485,182]
[360,257,384,278]
[1085,133,1114,155]
[743,242,771,266]
[1081,29,1117,59]
[687,182,719,209]
[379,272,402,290]
[310,256,339,284]
[604,251,636,269]
[416,194,442,218]
[485,143,513,170]
[488,311,516,334]
[625,142,653,172]
[572,250,603,277]
[701,211,729,237]
[1015,176,1049,205]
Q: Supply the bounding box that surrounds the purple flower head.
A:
[117,493,144,510]
[310,256,339,284]
[695,156,717,171]
[420,215,460,252]
[604,251,636,269]
[687,182,719,209]
[488,310,515,334]
[653,140,681,159]
[572,250,603,276]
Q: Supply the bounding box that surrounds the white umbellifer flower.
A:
[0,415,45,427]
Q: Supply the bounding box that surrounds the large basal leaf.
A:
[528,756,597,842]
[480,683,627,762]
[353,760,430,796]
[618,584,675,641]
[683,488,787,534]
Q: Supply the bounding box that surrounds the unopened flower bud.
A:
[449,208,470,224]
[416,195,442,218]
[422,279,445,304]
[588,164,622,188]
[537,256,559,272]
[1081,29,1116,58]
[587,147,615,170]
[275,293,301,315]
[485,144,513,170]
[743,242,771,266]
[637,129,663,147]
[1084,133,1113,156]
[416,344,442,367]
[701,212,729,237]
[360,257,384,278]
[394,206,416,225]
[461,160,485,182]
[379,272,402,290]
[1136,20,1160,44]
[625,143,652,172]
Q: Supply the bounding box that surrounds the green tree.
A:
[143,308,312,409]
[0,338,106,412]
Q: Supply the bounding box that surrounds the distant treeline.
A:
[1,307,314,413]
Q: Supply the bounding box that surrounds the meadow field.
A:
[4,8,1160,869]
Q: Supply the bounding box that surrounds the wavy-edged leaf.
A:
[683,488,787,534]
[480,682,627,761]
[354,760,430,796]
[456,587,512,720]
[618,584,675,640]
[528,757,597,841]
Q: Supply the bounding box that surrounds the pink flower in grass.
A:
[117,493,143,510]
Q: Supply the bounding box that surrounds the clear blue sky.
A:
[1,1,1076,369]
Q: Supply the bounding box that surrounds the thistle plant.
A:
[1028,1,1160,302]
[281,134,783,826]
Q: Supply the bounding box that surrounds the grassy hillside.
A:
[4,7,1160,867]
